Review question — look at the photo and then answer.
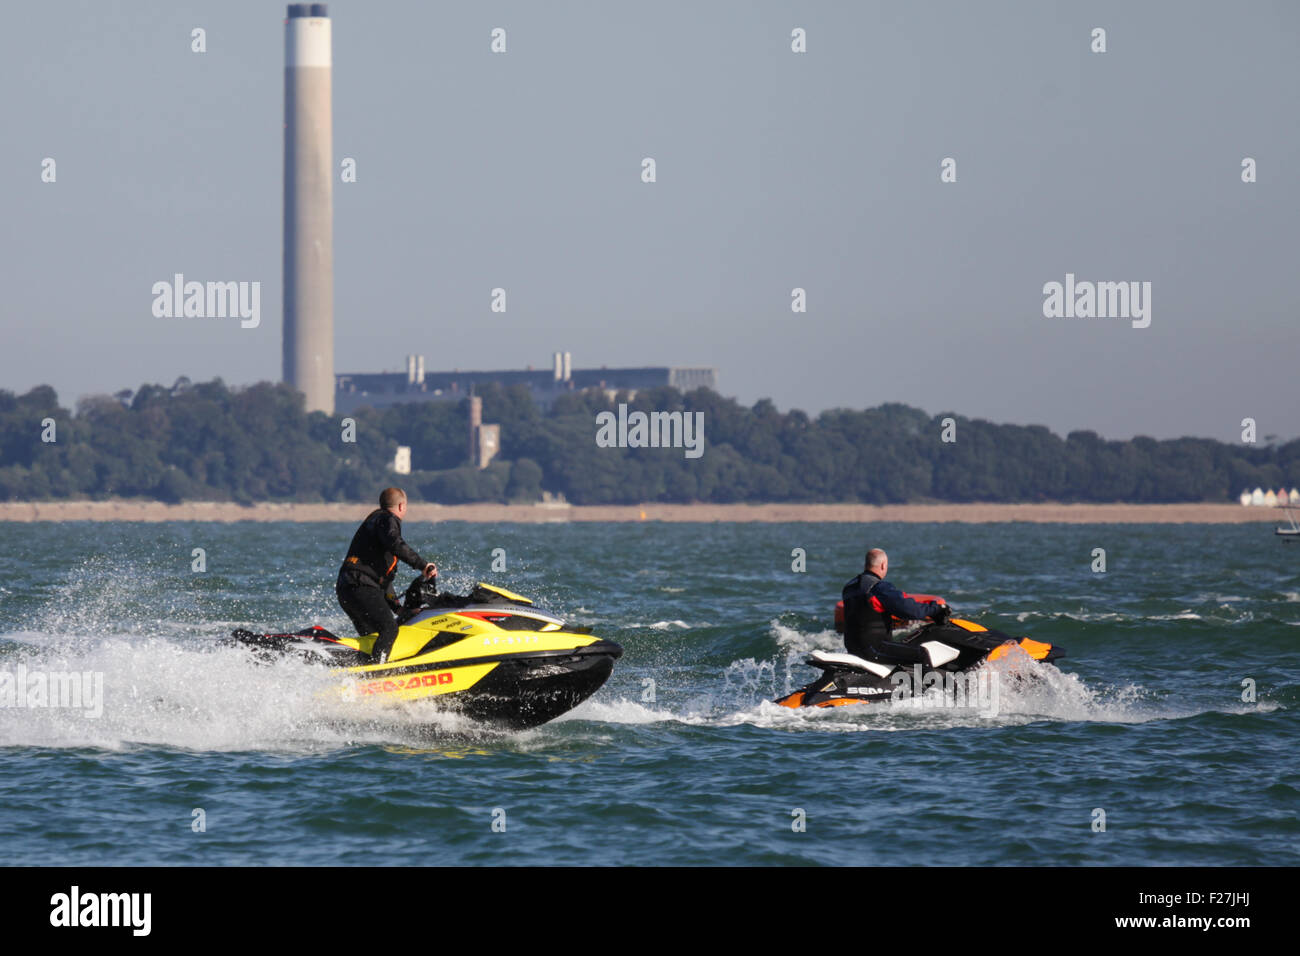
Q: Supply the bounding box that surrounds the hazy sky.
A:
[3,1,1296,442]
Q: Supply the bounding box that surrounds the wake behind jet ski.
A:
[229,576,623,730]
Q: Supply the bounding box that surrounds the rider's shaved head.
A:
[380,487,407,510]
[865,548,887,572]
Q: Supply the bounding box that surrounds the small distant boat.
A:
[1277,503,1300,541]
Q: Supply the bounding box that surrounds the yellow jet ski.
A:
[230,578,622,730]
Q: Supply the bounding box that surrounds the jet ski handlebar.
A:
[402,573,439,611]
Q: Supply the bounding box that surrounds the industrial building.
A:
[279,7,718,422]
[334,352,718,415]
[282,4,334,414]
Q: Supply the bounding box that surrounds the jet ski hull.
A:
[347,642,621,730]
[229,582,623,731]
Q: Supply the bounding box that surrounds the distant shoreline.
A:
[0,500,1285,524]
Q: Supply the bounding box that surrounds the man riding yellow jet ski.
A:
[230,576,623,730]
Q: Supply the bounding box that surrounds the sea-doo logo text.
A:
[595,404,705,459]
[359,672,454,695]
[151,274,261,328]
[1042,273,1151,328]
[50,886,151,936]
[0,666,103,718]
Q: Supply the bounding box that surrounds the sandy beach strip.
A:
[0,500,1287,523]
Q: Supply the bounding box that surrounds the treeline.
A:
[0,379,1296,504]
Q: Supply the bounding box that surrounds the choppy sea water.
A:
[0,520,1296,866]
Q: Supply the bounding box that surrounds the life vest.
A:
[841,572,892,658]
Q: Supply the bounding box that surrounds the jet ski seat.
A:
[810,641,961,674]
[809,650,895,678]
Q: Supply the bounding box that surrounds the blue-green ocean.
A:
[0,521,1296,866]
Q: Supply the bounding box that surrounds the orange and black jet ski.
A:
[776,599,1063,709]
[229,577,622,730]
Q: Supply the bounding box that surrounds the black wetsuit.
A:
[842,571,945,665]
[335,509,428,663]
